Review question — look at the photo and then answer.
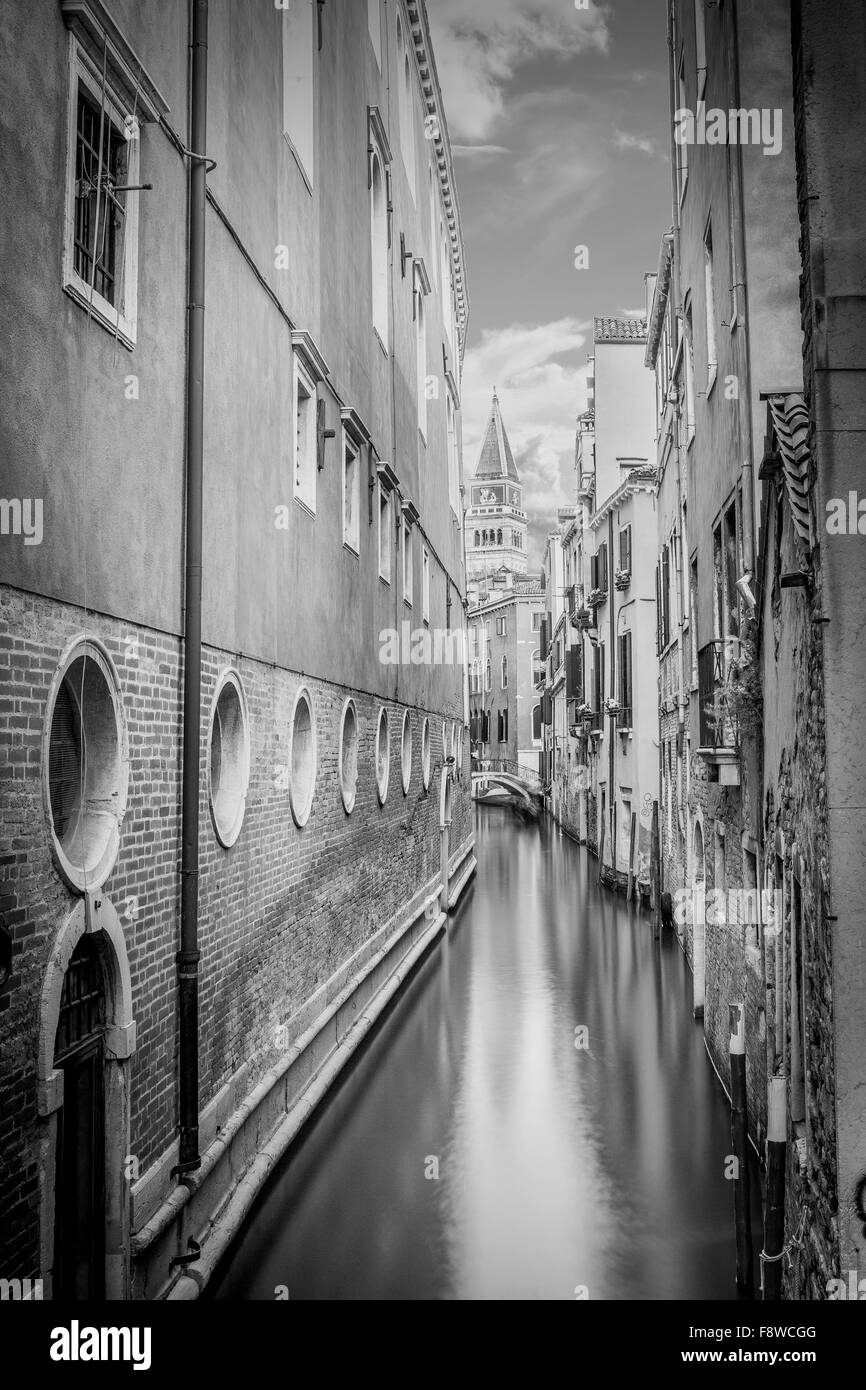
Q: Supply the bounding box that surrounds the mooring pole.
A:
[762,1075,787,1299]
[730,1001,754,1298]
[627,810,637,903]
[650,800,660,936]
[597,813,606,886]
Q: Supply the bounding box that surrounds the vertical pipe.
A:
[178,0,208,1176]
[607,512,616,881]
[730,1001,754,1297]
[763,1076,787,1299]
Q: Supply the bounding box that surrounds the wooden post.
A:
[730,1002,755,1299]
[650,801,660,934]
[762,1076,786,1300]
[597,815,606,886]
[627,811,637,903]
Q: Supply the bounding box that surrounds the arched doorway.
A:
[53,934,106,1300]
[38,897,135,1301]
[692,818,706,1020]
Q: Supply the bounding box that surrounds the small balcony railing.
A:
[698,639,740,750]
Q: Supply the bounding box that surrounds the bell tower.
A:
[464,390,527,588]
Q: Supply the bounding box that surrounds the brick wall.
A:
[0,585,471,1281]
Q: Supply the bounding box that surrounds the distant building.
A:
[541,314,659,894]
[468,579,545,774]
[465,391,528,595]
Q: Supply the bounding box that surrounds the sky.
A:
[427,0,673,567]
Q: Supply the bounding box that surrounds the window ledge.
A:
[343,540,360,558]
[706,363,718,398]
[293,495,316,519]
[62,278,135,350]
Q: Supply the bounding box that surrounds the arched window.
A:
[532,704,542,740]
[397,14,415,192]
[370,147,388,347]
[474,530,480,547]
[497,528,503,545]
[501,656,508,689]
[485,659,491,692]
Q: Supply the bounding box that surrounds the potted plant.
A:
[587,587,606,607]
[614,567,631,590]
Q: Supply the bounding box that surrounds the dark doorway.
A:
[53,935,106,1301]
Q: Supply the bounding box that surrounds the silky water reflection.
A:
[210,809,761,1300]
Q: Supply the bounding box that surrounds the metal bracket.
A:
[168,1237,201,1274]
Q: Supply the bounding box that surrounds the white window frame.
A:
[421,544,430,623]
[63,37,141,349]
[342,428,361,554]
[402,516,414,605]
[369,118,391,353]
[378,482,393,583]
[367,0,382,67]
[292,353,317,515]
[397,9,416,199]
[694,0,707,101]
[282,0,315,190]
[703,217,718,394]
[415,280,427,441]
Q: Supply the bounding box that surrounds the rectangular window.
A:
[532,611,543,632]
[790,876,806,1126]
[619,525,632,573]
[618,632,633,728]
[421,545,430,622]
[713,523,724,640]
[661,545,671,647]
[397,11,416,197]
[293,357,317,513]
[690,555,699,687]
[63,42,141,347]
[378,483,392,582]
[684,301,696,444]
[342,431,360,553]
[724,502,740,641]
[677,53,689,204]
[416,286,427,440]
[496,616,507,637]
[367,0,381,65]
[704,220,717,388]
[446,392,459,517]
[402,518,413,605]
[598,541,608,592]
[694,0,707,99]
[282,0,315,187]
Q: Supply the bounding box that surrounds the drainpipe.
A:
[729,0,756,578]
[607,510,615,878]
[177,0,208,1177]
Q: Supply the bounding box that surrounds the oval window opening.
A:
[376,707,390,803]
[422,717,431,790]
[291,689,316,827]
[47,645,127,891]
[210,672,249,847]
[401,710,412,795]
[339,699,359,814]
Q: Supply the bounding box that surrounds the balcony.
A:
[697,639,741,783]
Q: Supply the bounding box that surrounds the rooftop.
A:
[594,316,648,345]
[474,389,520,481]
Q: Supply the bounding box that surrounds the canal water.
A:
[210,808,762,1301]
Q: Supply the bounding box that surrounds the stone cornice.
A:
[407,1,470,364]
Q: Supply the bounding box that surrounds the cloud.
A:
[428,0,610,142]
[613,128,662,158]
[460,318,591,565]
[452,144,511,158]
